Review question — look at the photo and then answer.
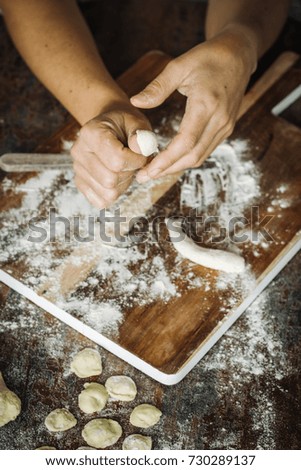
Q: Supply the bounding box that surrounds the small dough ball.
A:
[82,418,122,448]
[35,446,56,450]
[0,372,21,427]
[136,130,158,156]
[0,391,21,427]
[105,376,137,402]
[45,408,77,432]
[78,383,108,413]
[130,404,162,428]
[70,348,102,378]
[77,446,95,450]
[122,434,152,450]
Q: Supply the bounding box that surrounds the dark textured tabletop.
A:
[0,0,300,450]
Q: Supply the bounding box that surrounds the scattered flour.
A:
[180,140,261,227]
[58,298,123,335]
[201,290,288,449]
[204,291,287,376]
[0,118,272,340]
[1,104,298,452]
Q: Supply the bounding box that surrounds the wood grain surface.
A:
[0,3,301,445]
[1,52,301,380]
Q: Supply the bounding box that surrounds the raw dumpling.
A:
[70,348,102,378]
[130,404,162,428]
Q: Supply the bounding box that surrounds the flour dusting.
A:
[58,298,123,335]
[180,141,261,226]
[0,117,267,338]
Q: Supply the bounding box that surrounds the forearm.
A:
[206,0,290,72]
[0,0,127,124]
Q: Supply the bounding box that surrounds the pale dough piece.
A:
[82,418,122,448]
[78,383,108,413]
[0,371,21,427]
[35,446,56,450]
[122,434,152,450]
[130,404,162,428]
[166,219,245,273]
[77,446,96,450]
[136,130,158,156]
[105,376,137,401]
[45,408,77,432]
[70,348,102,378]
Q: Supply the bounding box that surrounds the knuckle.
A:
[204,93,219,112]
[79,121,105,147]
[195,100,207,114]
[188,153,201,167]
[70,142,81,161]
[78,124,92,141]
[165,59,177,75]
[181,134,198,153]
[119,171,134,185]
[104,188,119,204]
[226,119,235,135]
[148,78,165,96]
[108,156,125,173]
[102,174,118,189]
[191,159,202,169]
[218,109,231,127]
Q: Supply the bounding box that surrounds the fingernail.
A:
[130,94,141,104]
[149,168,162,178]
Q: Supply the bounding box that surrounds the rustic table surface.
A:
[0,2,300,450]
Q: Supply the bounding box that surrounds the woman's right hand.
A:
[71,100,151,209]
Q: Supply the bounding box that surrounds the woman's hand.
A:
[71,101,151,208]
[131,27,257,182]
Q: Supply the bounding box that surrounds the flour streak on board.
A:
[1,116,292,338]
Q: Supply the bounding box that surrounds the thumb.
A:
[130,62,178,109]
[128,132,141,154]
[125,113,154,155]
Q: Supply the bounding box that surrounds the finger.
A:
[72,149,118,189]
[116,172,134,187]
[77,125,147,172]
[73,161,133,207]
[72,149,134,189]
[74,176,107,210]
[136,98,208,182]
[127,133,142,154]
[73,162,119,205]
[154,119,232,176]
[130,61,178,109]
[124,112,154,155]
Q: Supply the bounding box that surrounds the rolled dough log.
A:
[166,219,245,273]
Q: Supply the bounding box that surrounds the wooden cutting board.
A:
[0,51,300,385]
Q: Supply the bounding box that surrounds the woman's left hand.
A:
[131,28,256,182]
